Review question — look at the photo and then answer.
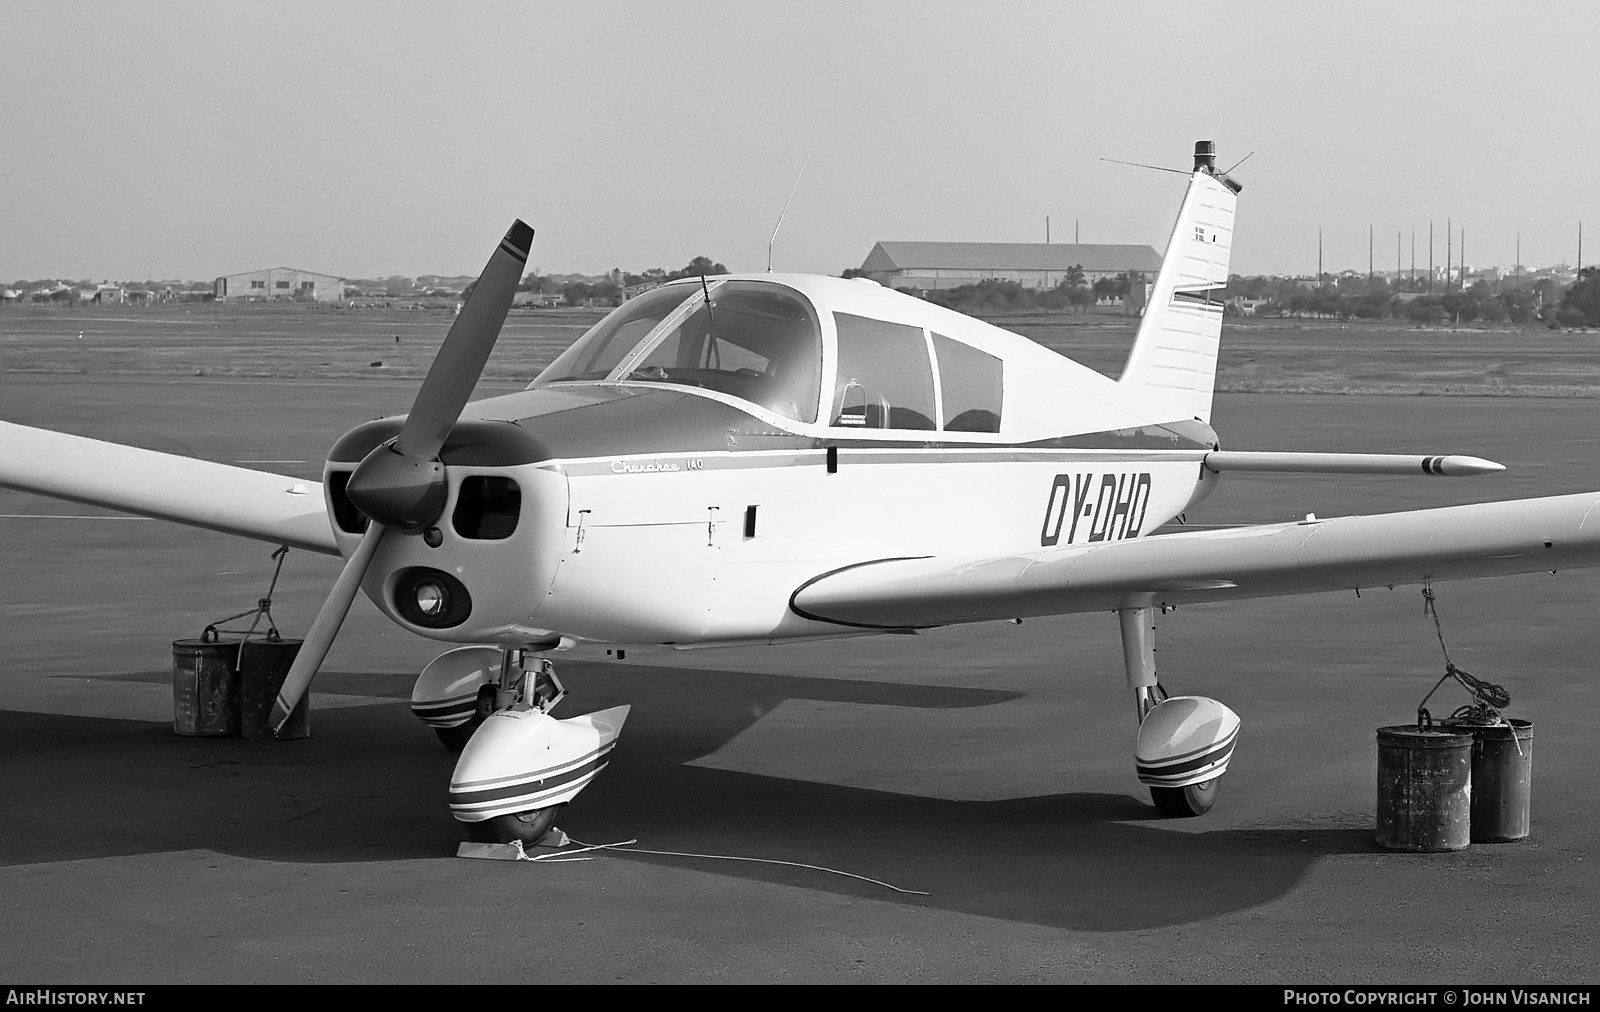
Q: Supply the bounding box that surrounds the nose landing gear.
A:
[415,646,629,845]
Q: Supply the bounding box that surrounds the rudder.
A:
[1118,141,1241,425]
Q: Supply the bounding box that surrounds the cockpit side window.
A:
[932,333,1003,432]
[532,284,699,384]
[830,313,936,431]
[617,283,822,423]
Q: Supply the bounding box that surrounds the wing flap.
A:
[791,492,1600,629]
[0,421,338,555]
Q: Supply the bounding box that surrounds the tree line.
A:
[529,256,730,307]
[847,266,1147,316]
[1233,269,1600,328]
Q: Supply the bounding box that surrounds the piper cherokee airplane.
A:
[5,141,1600,843]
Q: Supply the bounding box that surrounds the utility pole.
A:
[1428,221,1434,292]
[1446,217,1452,292]
[1318,228,1324,285]
[1045,215,1050,243]
[1516,232,1521,276]
[1411,230,1416,290]
[1075,218,1079,243]
[1461,227,1466,287]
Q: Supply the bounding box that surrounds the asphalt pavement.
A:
[3,376,1597,983]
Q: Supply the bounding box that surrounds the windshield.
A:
[533,284,699,384]
[534,281,822,424]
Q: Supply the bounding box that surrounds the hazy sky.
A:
[4,1,1596,282]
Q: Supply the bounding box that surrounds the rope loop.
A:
[202,545,290,656]
[1416,583,1518,752]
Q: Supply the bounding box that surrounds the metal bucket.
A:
[238,638,310,741]
[1445,718,1534,843]
[172,637,242,736]
[1375,725,1473,852]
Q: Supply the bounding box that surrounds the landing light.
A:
[394,567,472,628]
[416,581,447,616]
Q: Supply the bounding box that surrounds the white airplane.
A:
[5,141,1599,844]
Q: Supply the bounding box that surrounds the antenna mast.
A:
[766,151,811,273]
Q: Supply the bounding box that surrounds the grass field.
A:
[2,302,1597,396]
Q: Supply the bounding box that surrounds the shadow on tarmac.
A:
[1,661,1375,931]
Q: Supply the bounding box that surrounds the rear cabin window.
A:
[830,313,936,430]
[932,333,1003,432]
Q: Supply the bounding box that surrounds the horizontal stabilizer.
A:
[1205,451,1505,477]
[0,421,338,554]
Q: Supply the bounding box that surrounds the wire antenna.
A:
[1099,156,1189,176]
[767,151,811,273]
[1222,151,1255,174]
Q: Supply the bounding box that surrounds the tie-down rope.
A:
[502,836,929,895]
[1416,583,1522,756]
[201,546,290,665]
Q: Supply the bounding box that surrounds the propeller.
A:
[270,220,534,735]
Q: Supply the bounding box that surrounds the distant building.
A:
[214,267,345,303]
[74,284,124,304]
[858,241,1162,291]
[512,290,563,308]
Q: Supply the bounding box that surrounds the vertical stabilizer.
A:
[1118,141,1241,424]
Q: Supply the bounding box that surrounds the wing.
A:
[791,492,1600,629]
[0,420,338,555]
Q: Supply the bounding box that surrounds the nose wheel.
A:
[463,807,559,844]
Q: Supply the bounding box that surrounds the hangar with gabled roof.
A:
[858,241,1161,291]
[214,267,345,303]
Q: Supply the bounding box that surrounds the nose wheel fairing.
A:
[448,704,630,823]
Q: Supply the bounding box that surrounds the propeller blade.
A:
[394,220,533,462]
[270,522,387,734]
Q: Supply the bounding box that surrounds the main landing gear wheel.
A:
[433,723,476,752]
[464,807,559,844]
[1150,778,1219,818]
[433,684,497,753]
